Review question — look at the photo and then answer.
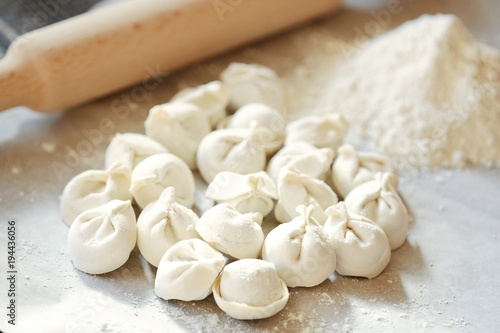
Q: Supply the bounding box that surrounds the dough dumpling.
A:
[274,167,338,224]
[104,133,168,171]
[205,171,278,217]
[267,142,334,182]
[221,62,287,112]
[144,102,211,170]
[332,144,396,198]
[262,205,336,287]
[225,103,286,154]
[324,202,391,279]
[344,172,409,250]
[170,80,229,127]
[68,200,137,274]
[196,125,267,184]
[155,238,226,301]
[130,153,195,209]
[285,113,348,151]
[60,162,132,225]
[213,259,289,320]
[195,203,264,259]
[137,187,200,267]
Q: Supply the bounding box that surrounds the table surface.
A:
[1,0,499,332]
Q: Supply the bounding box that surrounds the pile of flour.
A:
[324,14,500,170]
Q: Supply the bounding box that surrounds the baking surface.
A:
[1,0,499,332]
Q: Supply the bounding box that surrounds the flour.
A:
[324,14,500,170]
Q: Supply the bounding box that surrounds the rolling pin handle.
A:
[0,51,35,111]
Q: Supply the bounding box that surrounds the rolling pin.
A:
[0,0,341,113]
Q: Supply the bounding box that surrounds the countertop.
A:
[1,0,499,332]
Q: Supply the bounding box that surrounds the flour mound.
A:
[326,14,500,169]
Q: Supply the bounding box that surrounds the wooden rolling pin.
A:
[0,0,341,113]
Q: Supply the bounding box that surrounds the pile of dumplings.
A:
[60,62,411,321]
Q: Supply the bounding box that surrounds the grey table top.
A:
[1,0,499,332]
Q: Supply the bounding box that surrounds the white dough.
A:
[144,102,211,169]
[170,80,229,127]
[274,167,338,224]
[104,133,168,171]
[267,142,335,182]
[205,171,278,217]
[344,172,410,250]
[221,62,287,112]
[285,113,349,150]
[324,202,391,279]
[130,153,195,209]
[137,187,200,267]
[262,205,337,287]
[195,203,264,259]
[226,103,286,154]
[332,144,397,198]
[68,200,137,274]
[155,238,226,301]
[213,259,289,320]
[196,125,267,184]
[60,162,132,225]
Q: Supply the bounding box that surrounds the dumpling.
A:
[332,144,396,198]
[285,113,348,150]
[205,171,278,217]
[130,153,195,209]
[170,80,229,127]
[225,103,286,154]
[155,238,226,301]
[220,62,287,112]
[196,125,267,184]
[344,172,410,250]
[137,187,200,267]
[60,162,132,225]
[262,205,336,287]
[195,203,264,259]
[104,133,168,171]
[212,259,289,320]
[144,102,211,170]
[267,142,335,182]
[274,167,338,224]
[68,200,137,274]
[323,202,391,279]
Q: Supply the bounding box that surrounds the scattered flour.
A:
[11,166,21,174]
[324,14,500,170]
[41,141,57,153]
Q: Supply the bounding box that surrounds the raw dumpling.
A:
[130,153,195,209]
[205,171,278,217]
[221,62,287,112]
[225,103,286,154]
[213,259,289,320]
[68,200,137,274]
[196,125,267,184]
[195,203,264,259]
[170,80,229,127]
[262,205,336,287]
[285,113,348,150]
[267,142,335,182]
[60,162,132,225]
[332,144,396,198]
[155,238,226,301]
[344,172,410,250]
[324,202,391,279]
[144,102,211,169]
[104,133,168,171]
[137,187,200,267]
[274,167,338,224]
